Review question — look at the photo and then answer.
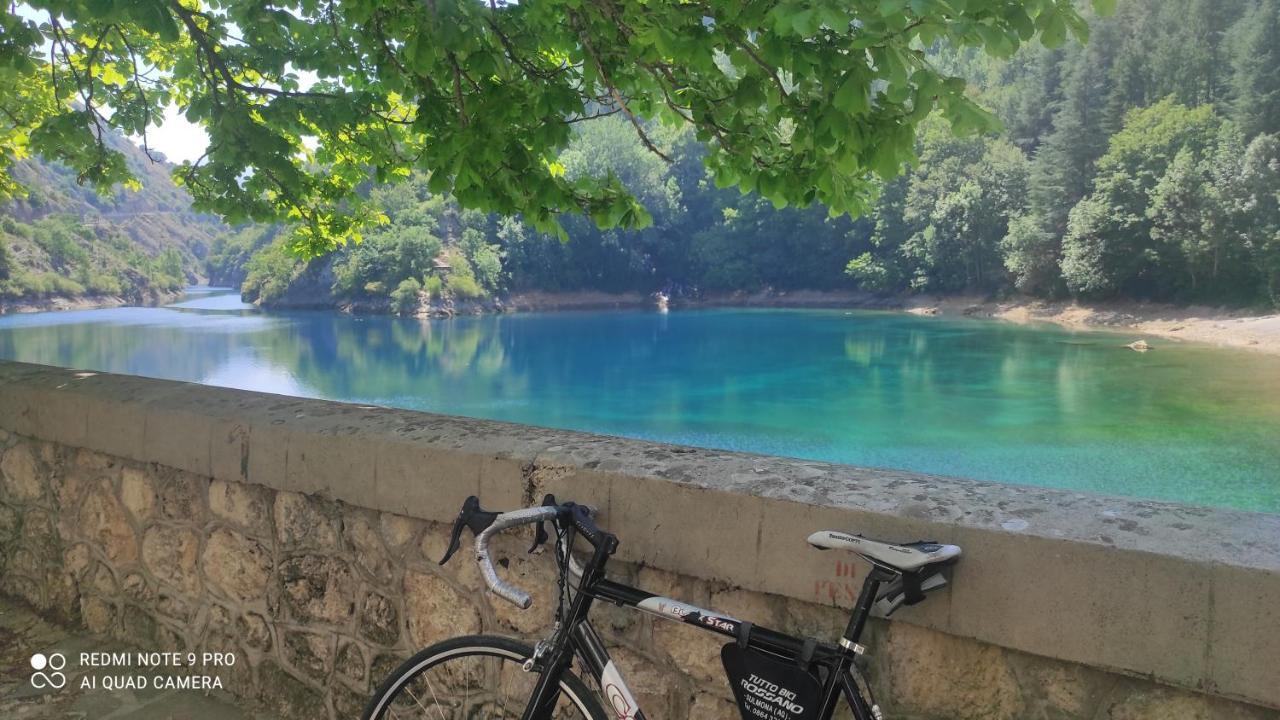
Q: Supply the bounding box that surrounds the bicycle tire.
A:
[362,634,608,720]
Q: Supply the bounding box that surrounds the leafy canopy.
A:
[0,0,1101,255]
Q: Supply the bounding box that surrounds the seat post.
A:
[842,567,894,647]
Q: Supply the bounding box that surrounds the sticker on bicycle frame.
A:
[636,597,740,633]
[601,660,641,720]
[722,644,822,720]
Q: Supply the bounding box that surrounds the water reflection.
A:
[1,293,1278,512]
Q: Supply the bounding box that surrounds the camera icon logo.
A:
[30,652,67,689]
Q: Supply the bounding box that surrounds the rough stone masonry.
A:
[0,361,1277,719]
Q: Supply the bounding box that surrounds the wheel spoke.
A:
[367,640,598,720]
[404,682,446,720]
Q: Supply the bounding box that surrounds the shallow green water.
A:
[1,289,1278,512]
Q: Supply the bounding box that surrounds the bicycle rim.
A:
[364,635,606,720]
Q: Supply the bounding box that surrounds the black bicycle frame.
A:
[519,534,891,720]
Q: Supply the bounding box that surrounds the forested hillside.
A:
[228,0,1278,311]
[0,130,228,305]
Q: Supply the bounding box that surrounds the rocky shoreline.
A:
[383,289,1280,356]
[0,289,184,315]
[354,289,1280,356]
[897,295,1280,355]
[8,284,1277,357]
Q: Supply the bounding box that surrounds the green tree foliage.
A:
[1241,135,1280,301]
[0,212,187,300]
[390,277,422,315]
[1061,99,1223,297]
[1001,213,1060,293]
[206,225,280,286]
[241,240,300,305]
[0,0,1096,254]
[847,122,1029,293]
[1228,0,1280,138]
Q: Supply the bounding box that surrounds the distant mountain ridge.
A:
[0,129,233,310]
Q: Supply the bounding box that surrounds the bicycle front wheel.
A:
[362,635,607,720]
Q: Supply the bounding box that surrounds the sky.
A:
[14,3,217,165]
[143,108,211,165]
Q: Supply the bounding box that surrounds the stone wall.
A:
[1,360,1278,719]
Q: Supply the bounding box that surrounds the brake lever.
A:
[439,496,499,565]
[528,493,558,553]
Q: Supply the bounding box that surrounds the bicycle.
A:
[363,495,961,720]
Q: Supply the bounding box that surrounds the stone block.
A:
[343,510,394,584]
[1206,562,1280,708]
[119,467,155,521]
[373,440,478,523]
[27,381,90,448]
[0,442,43,501]
[421,525,482,590]
[946,525,1212,691]
[154,469,207,523]
[210,419,251,484]
[1097,685,1266,720]
[476,455,527,511]
[202,527,273,604]
[359,591,400,646]
[403,570,480,647]
[332,683,369,718]
[76,478,137,564]
[690,691,740,720]
[142,399,214,478]
[77,372,178,461]
[63,543,92,581]
[379,512,424,551]
[90,562,117,595]
[883,621,1025,720]
[156,593,193,622]
[245,415,290,491]
[257,661,328,720]
[238,611,273,652]
[336,641,368,686]
[0,502,19,542]
[141,525,201,593]
[209,477,273,535]
[279,554,358,625]
[121,573,152,603]
[608,474,763,586]
[282,628,335,682]
[285,420,378,500]
[652,619,724,684]
[119,603,158,645]
[274,491,340,549]
[81,595,117,634]
[709,587,782,628]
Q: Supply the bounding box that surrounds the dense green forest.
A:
[0,132,226,303]
[220,0,1280,311]
[14,0,1280,312]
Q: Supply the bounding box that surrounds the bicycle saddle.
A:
[807,530,961,572]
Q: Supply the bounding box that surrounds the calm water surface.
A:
[1,289,1278,512]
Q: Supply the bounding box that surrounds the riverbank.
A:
[0,289,183,315]
[12,284,1276,356]
[510,290,1280,355]
[899,295,1280,355]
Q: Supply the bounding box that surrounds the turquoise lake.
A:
[1,288,1278,512]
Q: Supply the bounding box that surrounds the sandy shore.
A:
[899,295,1280,355]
